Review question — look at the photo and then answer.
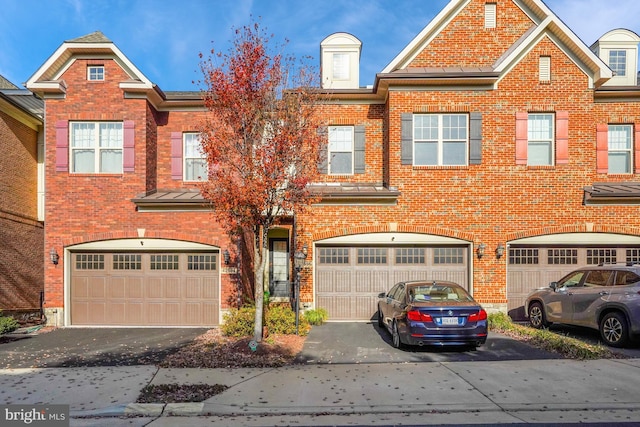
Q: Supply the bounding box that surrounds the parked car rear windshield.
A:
[409,285,473,302]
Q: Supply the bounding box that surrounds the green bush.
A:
[221,304,309,337]
[266,304,309,335]
[0,312,18,335]
[221,307,255,337]
[303,308,328,326]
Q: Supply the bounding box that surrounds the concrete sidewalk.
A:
[3,358,640,426]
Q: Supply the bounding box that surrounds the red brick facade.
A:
[24,0,640,324]
[0,107,43,312]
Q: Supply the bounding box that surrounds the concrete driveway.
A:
[295,321,562,363]
[0,328,207,368]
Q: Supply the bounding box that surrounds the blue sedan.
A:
[377,280,488,349]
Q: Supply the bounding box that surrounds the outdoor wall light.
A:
[495,243,505,259]
[294,247,308,271]
[223,249,231,265]
[476,243,486,259]
[49,247,59,265]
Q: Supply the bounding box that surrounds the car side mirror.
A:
[378,292,387,298]
[549,282,558,290]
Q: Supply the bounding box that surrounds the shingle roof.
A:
[0,74,19,89]
[66,31,112,44]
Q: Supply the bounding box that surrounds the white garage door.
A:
[70,251,220,326]
[316,245,469,321]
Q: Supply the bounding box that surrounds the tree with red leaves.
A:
[198,22,324,342]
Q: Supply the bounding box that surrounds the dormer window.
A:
[87,66,105,81]
[609,50,627,76]
[332,53,350,81]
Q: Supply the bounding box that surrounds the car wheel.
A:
[528,302,548,329]
[391,320,403,349]
[377,306,384,328]
[600,312,629,348]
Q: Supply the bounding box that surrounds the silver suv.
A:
[525,264,640,347]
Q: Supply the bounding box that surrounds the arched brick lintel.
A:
[62,230,222,248]
[312,224,474,242]
[505,224,640,242]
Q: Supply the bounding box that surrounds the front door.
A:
[269,239,290,298]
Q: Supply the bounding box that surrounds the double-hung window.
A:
[328,126,354,174]
[413,113,468,166]
[527,114,554,166]
[183,133,207,181]
[70,122,123,173]
[608,124,633,173]
[609,50,627,76]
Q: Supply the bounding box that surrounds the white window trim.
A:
[413,113,469,166]
[183,132,207,181]
[328,125,354,175]
[87,66,105,81]
[608,124,633,174]
[527,113,555,166]
[332,53,350,81]
[70,121,123,174]
[609,50,627,77]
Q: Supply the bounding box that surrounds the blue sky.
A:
[1,0,639,91]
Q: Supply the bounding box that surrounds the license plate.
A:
[441,317,458,325]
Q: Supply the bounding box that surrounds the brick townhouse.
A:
[0,75,44,315]
[22,0,640,327]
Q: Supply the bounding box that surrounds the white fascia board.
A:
[26,42,154,88]
[381,0,470,73]
[25,42,68,88]
[493,16,552,73]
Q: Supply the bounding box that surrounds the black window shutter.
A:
[401,113,413,165]
[469,112,482,165]
[354,125,365,174]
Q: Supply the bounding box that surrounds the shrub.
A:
[266,304,309,335]
[0,312,18,335]
[221,304,309,337]
[303,308,328,326]
[221,307,255,337]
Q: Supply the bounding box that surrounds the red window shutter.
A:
[596,124,608,173]
[123,120,135,173]
[635,124,640,174]
[171,132,183,180]
[55,120,69,172]
[515,112,528,165]
[556,111,569,164]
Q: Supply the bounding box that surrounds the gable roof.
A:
[380,0,612,88]
[25,31,203,110]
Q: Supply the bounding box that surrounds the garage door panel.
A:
[355,270,388,292]
[316,245,469,321]
[87,278,106,298]
[71,251,220,326]
[88,303,106,323]
[126,280,144,299]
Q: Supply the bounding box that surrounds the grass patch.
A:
[488,312,623,360]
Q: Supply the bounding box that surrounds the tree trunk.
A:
[253,226,269,342]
